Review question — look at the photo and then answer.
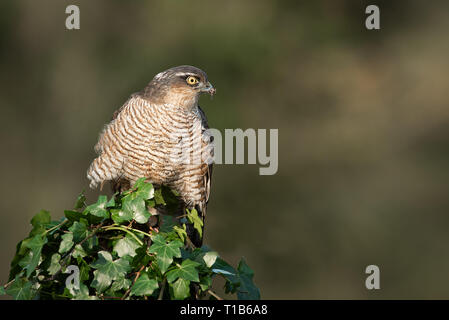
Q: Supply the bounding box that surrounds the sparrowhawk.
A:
[87,65,215,246]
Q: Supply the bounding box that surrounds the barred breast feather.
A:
[87,94,213,210]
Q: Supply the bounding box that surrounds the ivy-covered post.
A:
[2,178,260,300]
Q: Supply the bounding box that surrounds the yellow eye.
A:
[186,76,198,85]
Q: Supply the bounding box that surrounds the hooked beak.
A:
[201,81,216,96]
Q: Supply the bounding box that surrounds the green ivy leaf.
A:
[78,258,91,283]
[91,251,131,293]
[166,259,200,283]
[82,234,98,252]
[187,208,203,239]
[91,251,131,273]
[59,233,74,254]
[47,253,61,275]
[106,195,116,208]
[236,258,260,300]
[44,217,66,235]
[130,273,158,297]
[199,275,212,291]
[170,278,190,300]
[131,246,151,269]
[91,270,112,293]
[18,251,32,269]
[29,210,51,236]
[23,234,47,277]
[73,283,98,300]
[6,276,34,300]
[113,236,140,258]
[30,210,51,228]
[203,251,218,268]
[154,188,166,205]
[131,177,146,189]
[84,195,109,219]
[9,240,29,281]
[173,225,187,242]
[133,179,154,200]
[110,208,133,224]
[110,276,131,292]
[149,235,183,274]
[68,220,88,243]
[72,244,87,259]
[74,191,86,209]
[64,210,82,222]
[123,198,150,224]
[212,258,238,282]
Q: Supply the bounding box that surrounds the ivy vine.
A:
[1,178,260,300]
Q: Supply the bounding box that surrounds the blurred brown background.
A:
[1,0,449,299]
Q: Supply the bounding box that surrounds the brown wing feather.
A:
[198,105,214,211]
[185,106,213,247]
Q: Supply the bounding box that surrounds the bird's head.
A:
[143,65,215,109]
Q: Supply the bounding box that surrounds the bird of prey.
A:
[87,65,215,247]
